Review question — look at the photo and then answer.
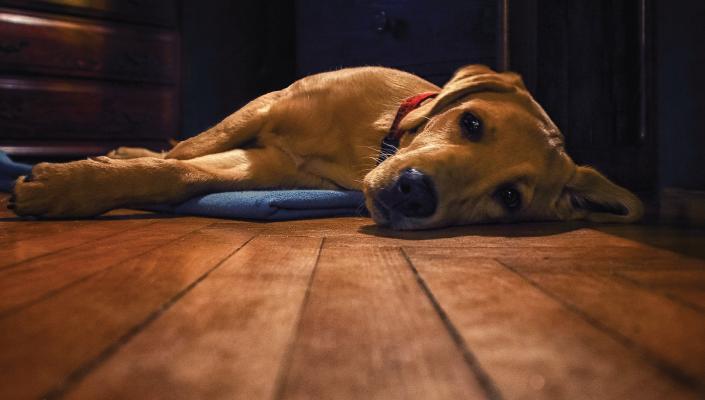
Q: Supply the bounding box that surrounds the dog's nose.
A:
[378,168,437,218]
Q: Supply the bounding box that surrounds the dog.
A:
[9,65,643,229]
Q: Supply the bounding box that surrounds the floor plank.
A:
[0,210,179,269]
[63,235,321,400]
[617,269,705,312]
[1,200,704,399]
[325,243,699,269]
[404,248,698,399]
[513,269,705,390]
[0,219,94,243]
[597,225,705,259]
[0,209,154,241]
[277,245,489,400]
[0,217,220,316]
[322,224,648,249]
[494,253,705,272]
[0,225,254,400]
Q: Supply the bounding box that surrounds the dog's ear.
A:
[399,64,527,131]
[443,64,527,92]
[557,166,644,223]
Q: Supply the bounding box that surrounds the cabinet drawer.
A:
[0,8,178,83]
[0,77,176,141]
[0,0,177,27]
[297,0,497,83]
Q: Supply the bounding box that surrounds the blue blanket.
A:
[141,190,366,220]
[0,151,367,220]
[0,151,32,192]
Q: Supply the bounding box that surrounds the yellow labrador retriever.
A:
[9,65,643,229]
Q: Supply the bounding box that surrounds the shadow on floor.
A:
[361,220,705,260]
[594,223,705,260]
[358,221,589,240]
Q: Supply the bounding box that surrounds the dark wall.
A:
[179,1,295,139]
[655,1,705,190]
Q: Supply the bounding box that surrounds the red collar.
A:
[378,92,438,163]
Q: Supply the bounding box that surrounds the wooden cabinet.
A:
[0,77,177,140]
[0,8,178,83]
[0,0,178,160]
[0,0,177,27]
[296,0,498,86]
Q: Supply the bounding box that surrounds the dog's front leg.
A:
[11,147,333,218]
[11,156,214,218]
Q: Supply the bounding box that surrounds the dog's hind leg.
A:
[166,91,283,160]
[10,147,333,218]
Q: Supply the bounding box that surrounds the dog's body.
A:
[10,65,643,229]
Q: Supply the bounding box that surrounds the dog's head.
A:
[363,65,643,229]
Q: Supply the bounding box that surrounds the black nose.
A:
[377,168,437,218]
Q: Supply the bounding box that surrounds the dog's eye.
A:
[496,186,522,210]
[460,112,483,141]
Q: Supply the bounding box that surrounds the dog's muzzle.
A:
[374,168,437,223]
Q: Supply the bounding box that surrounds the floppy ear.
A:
[445,64,527,92]
[399,64,527,131]
[558,166,644,223]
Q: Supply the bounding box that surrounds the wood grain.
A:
[63,235,321,400]
[0,219,91,242]
[0,0,178,27]
[0,8,178,83]
[0,209,153,242]
[618,269,705,311]
[0,217,217,316]
[404,249,697,399]
[0,216,159,269]
[385,246,704,272]
[494,253,705,272]
[2,201,704,399]
[517,270,705,388]
[0,76,177,141]
[323,224,648,249]
[598,224,705,260]
[277,245,489,400]
[0,225,253,400]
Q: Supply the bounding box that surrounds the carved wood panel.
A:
[0,8,178,83]
[0,77,176,140]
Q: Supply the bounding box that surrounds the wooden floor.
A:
[1,194,705,400]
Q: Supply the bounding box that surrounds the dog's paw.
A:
[11,161,111,218]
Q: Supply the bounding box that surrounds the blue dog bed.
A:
[0,151,367,220]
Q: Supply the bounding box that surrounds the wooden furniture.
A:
[1,195,704,399]
[0,0,178,160]
[296,0,499,86]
